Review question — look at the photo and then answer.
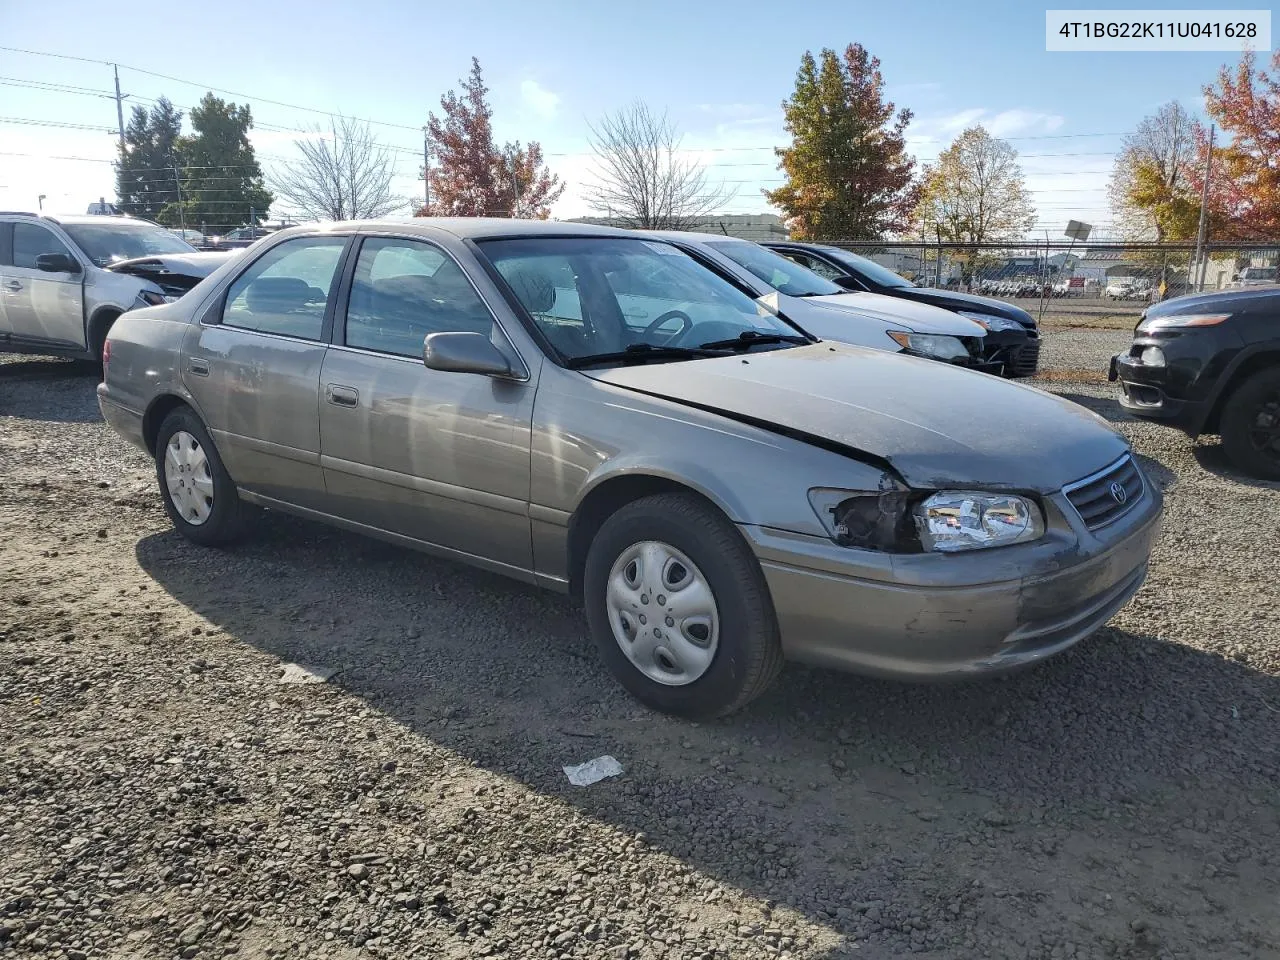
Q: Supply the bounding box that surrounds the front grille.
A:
[1063,454,1145,530]
[1008,337,1041,376]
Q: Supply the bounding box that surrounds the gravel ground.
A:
[2,334,1278,960]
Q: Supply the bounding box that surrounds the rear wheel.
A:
[583,493,783,718]
[154,408,247,545]
[1219,368,1280,480]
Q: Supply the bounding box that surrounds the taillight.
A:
[101,338,111,372]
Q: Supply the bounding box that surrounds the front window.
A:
[705,240,843,298]
[62,220,195,266]
[817,246,916,289]
[478,237,806,363]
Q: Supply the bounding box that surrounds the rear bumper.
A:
[740,487,1162,681]
[97,385,149,453]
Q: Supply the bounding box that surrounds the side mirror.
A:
[832,275,862,292]
[36,253,79,274]
[1232,274,1240,281]
[423,331,514,378]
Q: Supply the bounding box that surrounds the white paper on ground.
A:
[278,663,338,684]
[563,755,624,786]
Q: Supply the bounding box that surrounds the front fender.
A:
[1191,340,1280,436]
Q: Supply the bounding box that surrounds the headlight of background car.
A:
[914,491,1044,553]
[137,290,180,307]
[1135,312,1229,334]
[958,311,1024,332]
[885,331,971,361]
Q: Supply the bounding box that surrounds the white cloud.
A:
[520,80,561,121]
[985,109,1065,137]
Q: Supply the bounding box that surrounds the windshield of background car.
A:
[62,221,196,266]
[819,246,916,289]
[706,239,843,297]
[478,236,804,361]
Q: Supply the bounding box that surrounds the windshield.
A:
[62,221,196,266]
[705,240,843,297]
[818,246,916,289]
[478,236,807,363]
[1242,267,1277,281]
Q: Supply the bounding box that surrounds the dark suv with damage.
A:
[1109,286,1280,479]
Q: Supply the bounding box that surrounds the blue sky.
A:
[0,0,1259,235]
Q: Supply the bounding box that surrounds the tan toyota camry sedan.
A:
[97,219,1162,717]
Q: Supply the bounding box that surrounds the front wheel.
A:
[154,408,247,545]
[1219,368,1280,480]
[583,493,783,718]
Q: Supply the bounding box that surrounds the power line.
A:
[0,45,422,133]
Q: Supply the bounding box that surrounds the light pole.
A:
[38,194,46,212]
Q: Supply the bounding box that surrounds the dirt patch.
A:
[2,351,1279,960]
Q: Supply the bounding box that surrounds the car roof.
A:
[270,217,640,242]
[48,215,162,227]
[640,230,749,244]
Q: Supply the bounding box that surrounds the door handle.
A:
[326,384,359,408]
[188,358,210,377]
[2,280,21,292]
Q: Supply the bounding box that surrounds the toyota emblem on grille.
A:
[1109,481,1128,505]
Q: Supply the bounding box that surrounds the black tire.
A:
[583,492,783,719]
[1219,368,1280,481]
[154,407,247,546]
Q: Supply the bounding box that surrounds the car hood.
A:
[585,343,1127,493]
[890,287,1037,327]
[803,292,987,337]
[106,251,236,294]
[1147,285,1279,317]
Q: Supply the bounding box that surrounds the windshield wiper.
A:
[566,342,729,369]
[697,331,811,351]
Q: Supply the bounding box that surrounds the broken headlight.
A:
[914,491,1044,552]
[808,482,922,553]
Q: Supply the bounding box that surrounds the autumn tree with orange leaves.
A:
[1190,48,1280,240]
[419,58,564,219]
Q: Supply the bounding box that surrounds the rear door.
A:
[3,221,86,349]
[318,234,536,571]
[181,234,350,510]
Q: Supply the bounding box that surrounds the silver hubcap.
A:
[606,541,719,686]
[164,430,214,526]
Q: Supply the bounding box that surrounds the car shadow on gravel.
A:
[1053,391,1134,426]
[0,358,103,423]
[1192,440,1280,491]
[134,512,1280,956]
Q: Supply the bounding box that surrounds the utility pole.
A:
[934,224,943,288]
[112,64,127,151]
[171,155,186,233]
[421,125,431,216]
[1192,124,1215,292]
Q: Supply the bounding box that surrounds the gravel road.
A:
[2,331,1278,960]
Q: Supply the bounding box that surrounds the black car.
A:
[1109,286,1280,479]
[765,241,1041,377]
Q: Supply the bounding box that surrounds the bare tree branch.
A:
[584,102,735,230]
[270,116,402,221]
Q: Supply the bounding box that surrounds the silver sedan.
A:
[97,219,1162,717]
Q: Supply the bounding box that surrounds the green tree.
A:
[766,44,919,240]
[115,97,184,223]
[174,94,273,234]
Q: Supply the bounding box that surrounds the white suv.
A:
[0,212,231,360]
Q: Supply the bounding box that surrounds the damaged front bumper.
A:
[739,475,1162,680]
